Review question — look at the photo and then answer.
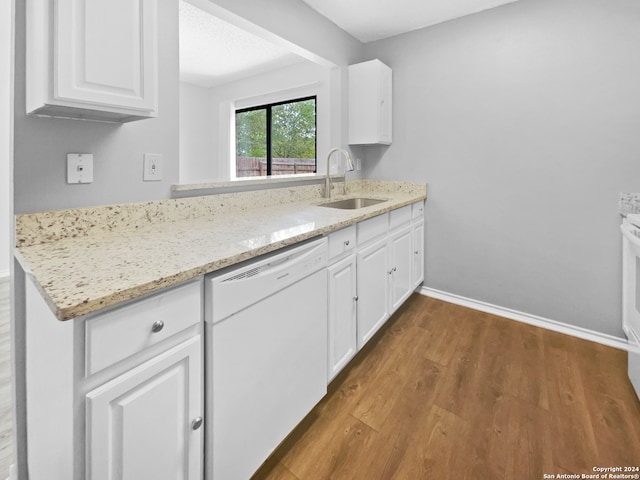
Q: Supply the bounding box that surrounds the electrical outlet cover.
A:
[67,153,94,184]
[143,153,163,181]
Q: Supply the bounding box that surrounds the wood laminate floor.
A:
[253,294,640,480]
[0,277,11,479]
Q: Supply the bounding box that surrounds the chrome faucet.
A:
[325,148,355,199]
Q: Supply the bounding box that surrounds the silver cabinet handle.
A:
[354,295,359,302]
[415,250,419,255]
[192,417,203,430]
[344,240,350,246]
[151,320,165,333]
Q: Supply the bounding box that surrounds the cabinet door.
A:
[86,336,202,480]
[56,0,157,112]
[378,62,393,144]
[356,237,389,349]
[27,0,158,120]
[328,255,357,382]
[348,59,392,145]
[412,221,425,289]
[389,226,413,313]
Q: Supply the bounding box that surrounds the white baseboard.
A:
[419,287,631,352]
[0,270,9,280]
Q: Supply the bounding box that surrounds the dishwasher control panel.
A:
[206,237,328,323]
[282,248,326,280]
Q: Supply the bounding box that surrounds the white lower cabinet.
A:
[327,255,358,381]
[86,336,203,480]
[328,201,425,357]
[412,220,425,289]
[356,236,390,349]
[389,226,414,313]
[24,277,204,480]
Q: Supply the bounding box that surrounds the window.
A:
[235,96,316,178]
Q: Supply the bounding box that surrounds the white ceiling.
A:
[300,0,521,43]
[179,1,305,88]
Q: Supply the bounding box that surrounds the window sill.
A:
[172,173,344,195]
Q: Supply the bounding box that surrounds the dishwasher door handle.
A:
[222,239,326,284]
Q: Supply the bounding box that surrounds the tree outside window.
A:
[236,97,316,177]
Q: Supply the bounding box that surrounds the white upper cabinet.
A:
[348,59,392,145]
[26,0,158,122]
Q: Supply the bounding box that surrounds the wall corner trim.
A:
[419,287,631,352]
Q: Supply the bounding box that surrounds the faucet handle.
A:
[345,154,355,172]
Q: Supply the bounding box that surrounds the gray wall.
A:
[362,0,640,337]
[179,82,217,182]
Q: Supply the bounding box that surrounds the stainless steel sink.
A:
[320,197,386,209]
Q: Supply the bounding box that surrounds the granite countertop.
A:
[15,180,427,321]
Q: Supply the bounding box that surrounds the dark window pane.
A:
[236,109,267,177]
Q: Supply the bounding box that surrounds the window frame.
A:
[235,95,317,177]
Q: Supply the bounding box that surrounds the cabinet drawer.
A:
[327,225,356,261]
[412,201,425,220]
[357,213,388,245]
[389,205,412,231]
[85,279,202,376]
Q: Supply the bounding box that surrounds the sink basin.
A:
[320,197,386,209]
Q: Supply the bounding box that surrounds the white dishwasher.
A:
[204,237,328,480]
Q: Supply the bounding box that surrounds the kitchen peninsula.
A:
[14,179,427,480]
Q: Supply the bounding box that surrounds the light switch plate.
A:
[143,153,163,181]
[67,153,93,184]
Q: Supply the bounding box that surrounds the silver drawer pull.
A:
[151,320,165,333]
[192,417,203,431]
[344,240,350,246]
[415,250,419,255]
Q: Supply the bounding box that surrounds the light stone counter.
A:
[15,180,427,321]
